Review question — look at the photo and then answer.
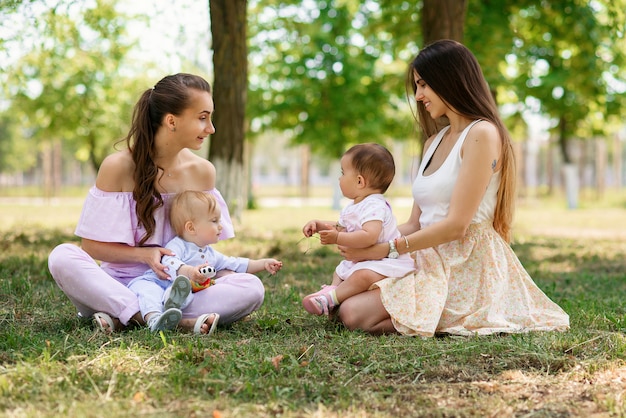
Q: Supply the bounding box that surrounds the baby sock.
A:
[328,289,339,306]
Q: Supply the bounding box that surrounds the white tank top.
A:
[412,120,500,228]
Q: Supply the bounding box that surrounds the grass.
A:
[1,192,625,417]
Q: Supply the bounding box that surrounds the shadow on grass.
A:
[1,226,625,416]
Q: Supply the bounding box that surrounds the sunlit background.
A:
[1,0,625,211]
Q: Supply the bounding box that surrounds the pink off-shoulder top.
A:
[74,186,234,281]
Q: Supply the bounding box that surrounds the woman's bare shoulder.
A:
[181,150,216,190]
[467,120,499,143]
[96,150,135,192]
[462,120,502,163]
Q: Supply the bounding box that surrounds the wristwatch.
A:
[387,239,399,259]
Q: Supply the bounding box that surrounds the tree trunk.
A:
[595,138,606,198]
[547,139,554,195]
[209,0,248,221]
[421,0,467,44]
[557,116,578,208]
[420,0,468,139]
[42,142,52,199]
[614,133,623,189]
[53,139,62,196]
[558,116,571,164]
[300,145,310,198]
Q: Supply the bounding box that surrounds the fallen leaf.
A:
[271,355,284,370]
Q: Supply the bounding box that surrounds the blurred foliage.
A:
[2,0,137,173]
[507,0,626,162]
[0,0,625,187]
[247,0,626,162]
[247,0,413,159]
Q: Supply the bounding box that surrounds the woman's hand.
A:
[81,239,174,280]
[338,242,387,262]
[144,247,175,280]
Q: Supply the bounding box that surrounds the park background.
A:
[1,1,625,417]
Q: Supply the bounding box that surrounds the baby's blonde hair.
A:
[169,191,217,236]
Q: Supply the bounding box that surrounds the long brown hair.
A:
[123,73,211,245]
[406,40,516,242]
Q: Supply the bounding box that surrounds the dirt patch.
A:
[451,365,626,417]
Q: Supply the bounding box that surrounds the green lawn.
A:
[0,193,625,417]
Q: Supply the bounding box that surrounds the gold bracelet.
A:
[401,235,410,249]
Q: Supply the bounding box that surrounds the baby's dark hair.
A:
[344,143,395,193]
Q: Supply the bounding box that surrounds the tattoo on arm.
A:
[491,159,497,171]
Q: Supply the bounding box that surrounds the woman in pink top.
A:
[336,40,569,336]
[48,73,264,334]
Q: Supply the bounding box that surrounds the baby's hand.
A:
[265,259,283,275]
[302,220,317,237]
[318,224,339,245]
[189,264,217,292]
[178,264,206,285]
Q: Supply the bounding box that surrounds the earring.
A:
[171,127,176,132]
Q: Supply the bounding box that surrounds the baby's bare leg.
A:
[330,272,342,286]
[334,269,384,304]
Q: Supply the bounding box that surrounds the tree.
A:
[419,0,468,137]
[246,0,417,204]
[421,0,466,44]
[508,0,626,165]
[0,112,37,177]
[247,0,407,159]
[3,0,135,195]
[465,0,518,91]
[209,0,248,219]
[500,0,626,206]
[245,0,625,210]
[245,0,478,162]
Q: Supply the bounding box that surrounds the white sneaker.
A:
[147,308,182,332]
[164,275,192,310]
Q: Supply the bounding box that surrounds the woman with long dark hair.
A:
[336,40,569,336]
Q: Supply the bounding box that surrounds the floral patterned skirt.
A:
[375,221,570,337]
